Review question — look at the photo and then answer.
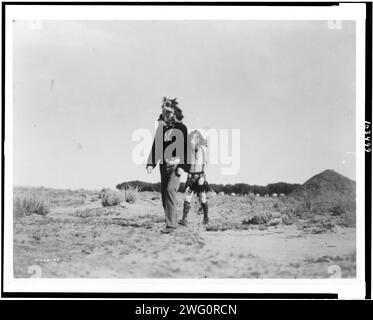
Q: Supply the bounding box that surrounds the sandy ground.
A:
[13,192,356,278]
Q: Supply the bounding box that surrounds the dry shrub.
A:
[14,192,50,218]
[281,209,296,225]
[123,185,139,204]
[329,202,354,216]
[293,202,313,219]
[101,189,123,207]
[101,186,139,206]
[14,186,95,208]
[248,194,256,202]
[99,188,110,199]
[330,202,356,227]
[243,212,271,225]
[151,194,160,201]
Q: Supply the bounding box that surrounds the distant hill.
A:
[288,169,356,225]
[289,169,356,204]
[116,180,300,196]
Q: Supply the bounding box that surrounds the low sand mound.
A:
[288,169,356,226]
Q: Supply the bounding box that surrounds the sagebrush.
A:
[100,186,138,206]
[14,192,50,218]
[123,185,139,204]
[101,189,123,207]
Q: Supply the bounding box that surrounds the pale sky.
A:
[13,20,356,189]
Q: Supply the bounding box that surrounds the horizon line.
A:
[12,168,356,191]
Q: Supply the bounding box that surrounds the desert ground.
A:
[13,186,356,279]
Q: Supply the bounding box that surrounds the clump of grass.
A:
[248,194,256,202]
[243,212,271,225]
[101,188,124,207]
[99,187,110,199]
[281,209,296,225]
[13,192,50,218]
[329,202,355,216]
[123,185,139,204]
[101,186,139,207]
[151,193,160,201]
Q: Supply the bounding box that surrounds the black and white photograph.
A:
[2,2,370,299]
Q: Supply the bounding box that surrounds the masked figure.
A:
[146,97,190,233]
[179,130,209,225]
